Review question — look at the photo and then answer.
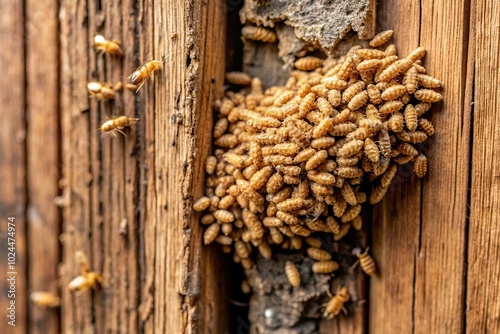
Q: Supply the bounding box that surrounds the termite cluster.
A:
[195,29,442,318]
[87,35,162,136]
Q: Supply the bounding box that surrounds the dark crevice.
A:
[411,251,418,334]
[134,0,146,332]
[85,0,98,329]
[462,0,475,331]
[418,0,422,46]
[224,0,248,333]
[55,0,63,332]
[22,0,30,331]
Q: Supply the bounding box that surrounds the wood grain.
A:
[370,0,472,333]
[0,1,28,334]
[25,0,61,333]
[138,0,227,332]
[466,0,500,332]
[59,0,93,331]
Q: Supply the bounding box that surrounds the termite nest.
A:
[195,28,442,325]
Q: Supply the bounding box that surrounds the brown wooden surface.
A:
[370,0,473,333]
[0,1,28,334]
[467,0,500,333]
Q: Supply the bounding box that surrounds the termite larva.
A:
[417,74,442,88]
[337,140,364,158]
[414,89,443,103]
[379,100,404,114]
[193,197,210,211]
[356,59,381,72]
[381,85,407,101]
[250,166,273,190]
[364,138,380,163]
[203,224,220,245]
[376,58,413,83]
[128,60,162,92]
[295,56,324,71]
[93,35,123,56]
[414,154,428,178]
[418,118,435,136]
[305,236,322,248]
[356,49,387,60]
[213,118,229,138]
[342,81,366,104]
[241,26,277,43]
[225,71,252,86]
[347,90,369,111]
[307,247,332,261]
[312,261,339,274]
[305,150,329,171]
[369,30,393,47]
[99,116,139,137]
[285,261,301,287]
[406,46,426,62]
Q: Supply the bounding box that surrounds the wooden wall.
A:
[0,0,498,333]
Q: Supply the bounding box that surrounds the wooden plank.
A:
[137,0,227,332]
[87,0,141,332]
[414,0,471,332]
[370,0,472,333]
[58,0,227,332]
[59,0,93,331]
[466,0,500,332]
[25,0,61,333]
[369,1,422,332]
[0,1,28,333]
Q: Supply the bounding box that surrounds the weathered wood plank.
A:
[369,1,422,332]
[414,0,471,332]
[133,1,224,333]
[25,0,61,332]
[0,1,28,333]
[136,0,227,331]
[371,0,472,333]
[466,0,500,332]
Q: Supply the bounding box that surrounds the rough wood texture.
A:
[25,0,61,332]
[58,0,226,333]
[0,1,28,334]
[466,0,500,332]
[370,0,472,333]
[5,0,500,332]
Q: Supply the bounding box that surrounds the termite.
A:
[323,287,349,319]
[99,116,140,137]
[68,272,102,294]
[127,59,163,92]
